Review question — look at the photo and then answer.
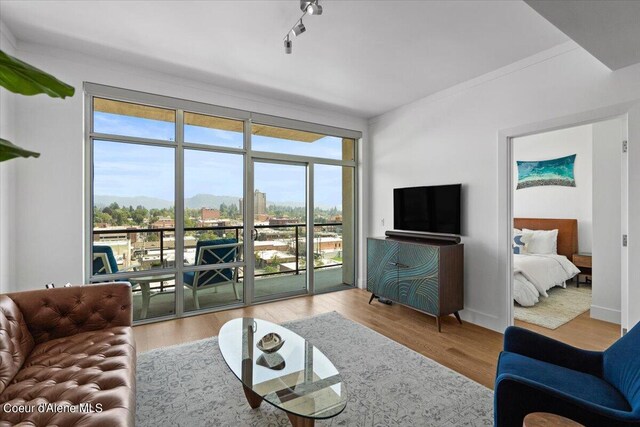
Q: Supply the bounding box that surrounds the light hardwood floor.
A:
[133,288,620,389]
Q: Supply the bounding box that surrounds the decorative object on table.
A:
[0,49,74,162]
[516,154,576,189]
[495,323,640,426]
[137,312,493,427]
[256,332,285,353]
[256,353,286,370]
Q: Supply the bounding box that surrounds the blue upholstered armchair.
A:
[495,324,640,427]
[183,238,242,309]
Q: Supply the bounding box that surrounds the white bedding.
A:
[513,254,580,307]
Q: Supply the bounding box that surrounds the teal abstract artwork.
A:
[517,154,576,189]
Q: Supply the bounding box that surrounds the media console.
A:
[366,234,464,332]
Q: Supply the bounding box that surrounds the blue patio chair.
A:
[495,323,640,427]
[93,245,120,275]
[184,238,242,309]
[93,245,156,317]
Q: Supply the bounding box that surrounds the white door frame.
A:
[498,99,640,335]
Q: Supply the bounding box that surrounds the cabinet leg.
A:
[436,316,442,333]
[454,311,462,325]
[368,293,376,304]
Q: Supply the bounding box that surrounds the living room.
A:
[2,1,640,426]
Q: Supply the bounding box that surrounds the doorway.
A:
[508,117,625,347]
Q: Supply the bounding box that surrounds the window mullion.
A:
[175,109,185,318]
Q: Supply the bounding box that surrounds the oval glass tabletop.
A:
[218,317,347,421]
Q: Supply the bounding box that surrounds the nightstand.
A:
[572,253,592,287]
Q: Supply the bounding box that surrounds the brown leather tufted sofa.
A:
[0,282,135,426]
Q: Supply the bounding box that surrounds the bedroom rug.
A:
[136,312,493,426]
[514,282,592,329]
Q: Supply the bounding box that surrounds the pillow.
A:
[513,229,525,254]
[521,229,558,255]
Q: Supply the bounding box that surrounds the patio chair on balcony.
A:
[184,238,242,309]
[93,245,120,275]
[94,245,158,319]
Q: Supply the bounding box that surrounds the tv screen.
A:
[394,184,461,234]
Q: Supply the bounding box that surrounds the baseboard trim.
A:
[590,305,621,325]
[459,307,505,333]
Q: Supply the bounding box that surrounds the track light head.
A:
[291,20,306,37]
[285,1,321,53]
[307,2,323,15]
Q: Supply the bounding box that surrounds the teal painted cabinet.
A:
[367,237,464,332]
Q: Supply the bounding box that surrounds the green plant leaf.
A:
[0,138,40,162]
[0,49,74,98]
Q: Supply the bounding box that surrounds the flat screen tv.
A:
[394,184,461,235]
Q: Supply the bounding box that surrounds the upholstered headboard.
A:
[514,218,578,259]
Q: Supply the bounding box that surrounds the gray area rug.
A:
[514,282,592,329]
[136,312,493,426]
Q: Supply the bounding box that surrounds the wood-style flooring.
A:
[133,288,620,389]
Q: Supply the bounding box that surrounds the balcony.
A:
[92,223,352,320]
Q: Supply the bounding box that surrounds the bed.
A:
[513,218,581,307]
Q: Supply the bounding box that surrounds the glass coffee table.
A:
[218,317,347,427]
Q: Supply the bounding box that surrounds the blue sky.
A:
[93,112,346,208]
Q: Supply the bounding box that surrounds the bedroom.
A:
[511,117,625,341]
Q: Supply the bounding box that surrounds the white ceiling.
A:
[0,1,568,118]
[525,0,640,71]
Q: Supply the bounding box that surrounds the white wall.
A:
[513,124,593,252]
[0,22,17,294]
[592,118,624,324]
[5,40,367,292]
[369,41,640,332]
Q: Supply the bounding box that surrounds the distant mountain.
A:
[94,194,241,210]
[94,195,173,210]
[185,194,240,209]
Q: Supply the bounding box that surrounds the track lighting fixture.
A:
[291,20,306,37]
[284,37,292,54]
[283,0,323,53]
[306,2,323,15]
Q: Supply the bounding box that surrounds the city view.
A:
[92,189,345,277]
[90,98,355,319]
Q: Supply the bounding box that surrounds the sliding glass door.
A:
[86,83,359,323]
[251,160,308,300]
[314,165,355,292]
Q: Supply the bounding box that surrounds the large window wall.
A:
[86,84,360,323]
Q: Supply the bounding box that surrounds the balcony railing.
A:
[92,222,344,282]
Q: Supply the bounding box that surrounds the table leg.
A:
[141,283,150,319]
[242,385,263,409]
[286,412,314,427]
